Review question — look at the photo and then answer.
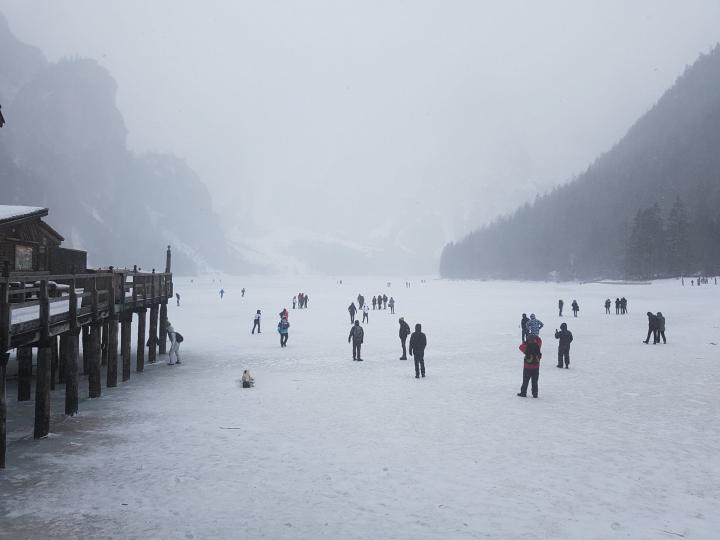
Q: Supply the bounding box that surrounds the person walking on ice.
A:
[518,335,541,398]
[348,302,357,323]
[383,294,388,309]
[372,296,377,310]
[388,296,395,314]
[241,288,246,297]
[409,323,427,378]
[571,300,579,317]
[644,312,659,344]
[558,299,564,317]
[605,298,611,314]
[398,317,411,360]
[166,320,182,365]
[277,316,290,347]
[219,288,225,299]
[348,320,364,361]
[292,296,297,309]
[520,313,529,342]
[656,312,667,344]
[357,294,365,310]
[362,303,370,323]
[176,292,180,307]
[554,323,573,368]
[252,310,261,334]
[526,314,543,336]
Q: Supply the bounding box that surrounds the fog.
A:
[2,0,719,273]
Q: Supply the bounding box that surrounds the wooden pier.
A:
[0,248,173,468]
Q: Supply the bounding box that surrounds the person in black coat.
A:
[558,299,564,317]
[571,300,579,317]
[554,323,573,368]
[644,312,659,344]
[520,314,529,342]
[398,317,411,360]
[348,321,364,361]
[409,323,427,378]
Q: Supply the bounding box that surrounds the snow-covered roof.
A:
[0,205,47,224]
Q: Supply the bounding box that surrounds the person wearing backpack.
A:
[518,335,542,398]
[166,320,183,365]
[571,300,579,317]
[348,320,364,361]
[398,317,411,360]
[277,316,290,347]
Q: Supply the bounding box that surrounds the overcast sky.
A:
[1,1,719,270]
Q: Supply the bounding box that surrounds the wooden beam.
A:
[121,313,131,382]
[88,324,101,399]
[58,334,66,385]
[0,352,8,469]
[101,320,109,367]
[82,326,90,375]
[50,336,58,391]
[148,305,158,364]
[64,330,79,415]
[136,309,146,372]
[17,346,32,402]
[34,342,51,439]
[106,319,118,388]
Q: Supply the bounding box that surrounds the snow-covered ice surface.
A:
[1,277,719,539]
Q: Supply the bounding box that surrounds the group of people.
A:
[293,293,309,309]
[557,299,580,317]
[347,317,427,378]
[349,293,396,324]
[605,297,628,314]
[371,294,394,312]
[517,312,575,398]
[644,312,667,344]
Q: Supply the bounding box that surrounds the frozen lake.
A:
[1,276,719,539]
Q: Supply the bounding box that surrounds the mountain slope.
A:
[440,45,720,280]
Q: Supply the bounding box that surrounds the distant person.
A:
[526,314,543,336]
[219,288,225,299]
[277,316,290,347]
[691,280,694,286]
[348,320,364,361]
[166,320,183,365]
[279,307,289,320]
[241,288,246,298]
[292,296,297,309]
[615,298,620,315]
[362,303,370,323]
[520,313,529,343]
[298,293,304,309]
[348,302,357,323]
[304,294,309,308]
[383,294,388,309]
[252,310,261,334]
[604,298,611,314]
[409,323,427,378]
[176,292,180,307]
[621,297,628,314]
[388,297,395,314]
[398,317,411,360]
[242,370,255,388]
[644,312,659,344]
[554,323,573,369]
[558,299,564,317]
[372,296,377,310]
[357,294,365,310]
[517,335,541,398]
[656,312,667,344]
[571,300,579,317]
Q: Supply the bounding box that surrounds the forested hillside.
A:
[0,13,243,274]
[441,45,720,281]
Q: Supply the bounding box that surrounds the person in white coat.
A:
[362,303,370,323]
[167,321,182,365]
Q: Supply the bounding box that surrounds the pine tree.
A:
[666,195,692,276]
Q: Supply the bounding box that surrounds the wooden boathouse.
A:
[0,206,174,468]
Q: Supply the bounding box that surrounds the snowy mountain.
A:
[0,12,244,275]
[441,45,720,280]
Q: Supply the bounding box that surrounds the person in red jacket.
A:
[517,335,542,398]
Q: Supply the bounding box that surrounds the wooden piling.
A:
[50,336,58,391]
[136,309,146,372]
[121,313,131,382]
[1,352,8,469]
[88,324,101,398]
[101,320,109,367]
[159,302,168,355]
[64,330,79,415]
[106,319,118,388]
[58,334,66,385]
[82,326,90,375]
[34,342,52,439]
[17,346,33,402]
[148,305,158,364]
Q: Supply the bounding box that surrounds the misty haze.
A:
[1,2,720,539]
